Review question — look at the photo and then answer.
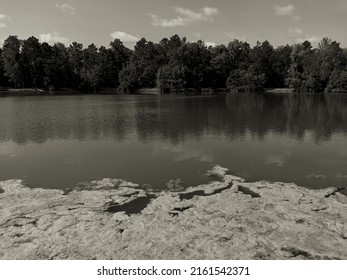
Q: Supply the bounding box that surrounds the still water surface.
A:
[0,93,347,190]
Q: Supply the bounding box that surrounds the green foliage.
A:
[0,35,346,93]
[0,48,9,86]
[2,36,22,87]
[157,63,186,92]
[227,67,265,92]
[118,62,139,91]
[286,38,345,93]
[325,70,347,93]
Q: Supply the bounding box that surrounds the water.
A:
[0,93,347,191]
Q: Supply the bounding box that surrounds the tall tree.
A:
[80,44,101,90]
[20,36,43,88]
[0,48,9,87]
[250,40,275,88]
[2,36,22,88]
[68,42,84,87]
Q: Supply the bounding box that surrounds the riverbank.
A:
[0,166,346,260]
[0,87,228,96]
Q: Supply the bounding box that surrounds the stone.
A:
[0,167,346,260]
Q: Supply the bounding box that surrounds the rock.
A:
[0,166,346,260]
[73,178,139,191]
[165,179,184,192]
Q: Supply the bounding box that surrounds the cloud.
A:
[205,41,216,47]
[288,28,303,37]
[295,35,320,44]
[202,7,218,17]
[336,174,347,179]
[0,13,9,28]
[39,32,69,44]
[292,15,300,21]
[150,6,218,27]
[274,4,295,16]
[149,14,185,27]
[110,31,139,42]
[226,32,246,42]
[288,28,320,45]
[55,3,75,14]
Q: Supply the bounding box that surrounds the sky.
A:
[0,0,346,48]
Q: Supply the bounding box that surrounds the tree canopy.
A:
[0,35,346,93]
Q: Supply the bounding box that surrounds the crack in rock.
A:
[237,185,261,198]
[281,247,312,259]
[311,206,328,212]
[324,187,346,198]
[169,206,193,217]
[105,194,156,215]
[179,184,232,200]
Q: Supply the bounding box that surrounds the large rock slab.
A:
[0,167,346,260]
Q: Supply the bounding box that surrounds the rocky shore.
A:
[0,166,346,260]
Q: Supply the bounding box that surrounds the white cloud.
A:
[55,3,75,14]
[0,13,9,28]
[295,35,320,44]
[274,4,295,16]
[150,6,218,27]
[150,14,186,27]
[193,32,201,38]
[110,31,139,42]
[205,41,216,47]
[226,32,246,42]
[288,28,303,37]
[292,15,300,21]
[39,32,69,44]
[202,7,218,17]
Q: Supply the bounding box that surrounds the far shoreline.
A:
[1,87,342,96]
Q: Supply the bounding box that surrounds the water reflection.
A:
[1,94,347,144]
[1,93,347,189]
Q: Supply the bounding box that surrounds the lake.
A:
[1,92,347,191]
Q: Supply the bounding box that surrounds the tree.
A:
[286,41,313,92]
[325,70,347,93]
[68,42,84,87]
[250,40,275,88]
[80,44,101,90]
[20,36,44,88]
[2,36,22,87]
[118,62,139,91]
[175,40,212,90]
[227,66,265,92]
[270,45,292,87]
[157,63,186,92]
[1,34,346,93]
[48,43,72,89]
[101,39,132,87]
[0,48,9,87]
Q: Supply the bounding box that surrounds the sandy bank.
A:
[0,166,346,260]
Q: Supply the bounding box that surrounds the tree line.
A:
[0,34,347,93]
